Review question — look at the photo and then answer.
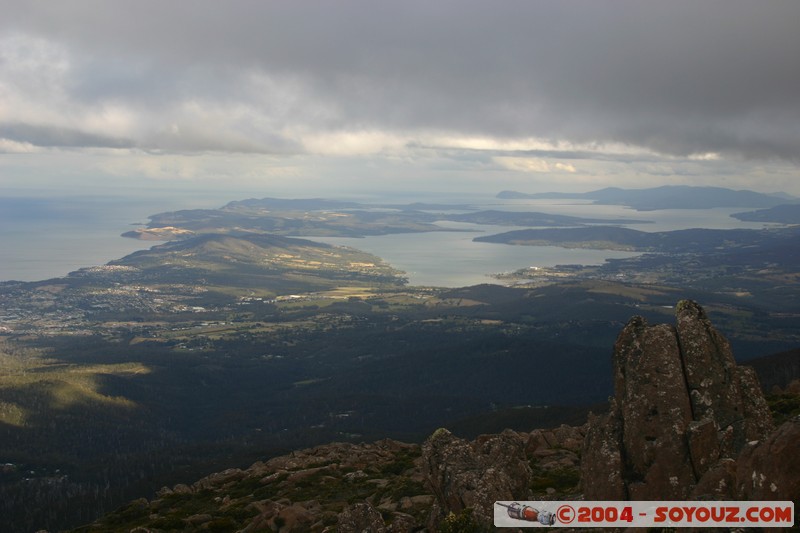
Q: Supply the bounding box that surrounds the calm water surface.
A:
[0,192,235,282]
[313,222,641,287]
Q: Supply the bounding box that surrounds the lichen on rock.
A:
[582,300,774,500]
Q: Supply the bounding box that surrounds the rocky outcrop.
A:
[74,439,436,532]
[422,428,531,528]
[676,301,774,457]
[419,424,585,530]
[525,424,585,465]
[582,300,774,500]
[74,422,590,532]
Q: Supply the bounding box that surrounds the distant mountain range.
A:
[497,185,797,211]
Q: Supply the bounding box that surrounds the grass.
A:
[767,393,800,425]
[529,463,581,495]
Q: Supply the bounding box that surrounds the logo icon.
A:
[496,502,557,525]
[557,504,576,524]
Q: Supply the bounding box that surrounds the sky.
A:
[1,0,800,198]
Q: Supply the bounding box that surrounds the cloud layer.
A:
[1,1,799,192]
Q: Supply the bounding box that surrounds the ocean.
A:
[0,191,236,282]
[0,191,771,286]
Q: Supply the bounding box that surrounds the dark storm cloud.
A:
[2,0,799,160]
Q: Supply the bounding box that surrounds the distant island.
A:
[731,204,800,224]
[497,185,796,211]
[473,225,795,252]
[122,197,650,241]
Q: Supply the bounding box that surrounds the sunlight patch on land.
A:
[0,401,27,427]
[584,281,676,301]
[0,343,148,426]
[46,375,139,410]
[318,287,377,299]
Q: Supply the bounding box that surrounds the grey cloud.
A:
[0,123,134,149]
[0,121,300,155]
[142,125,302,155]
[1,1,799,160]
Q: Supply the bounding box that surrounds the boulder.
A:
[337,502,387,533]
[422,428,530,528]
[736,416,800,501]
[691,458,737,499]
[388,512,417,533]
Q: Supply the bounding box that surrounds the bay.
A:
[310,201,774,287]
[312,222,641,287]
